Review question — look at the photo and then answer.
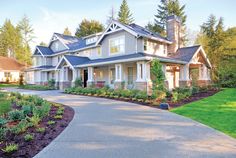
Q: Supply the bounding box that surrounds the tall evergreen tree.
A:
[118,0,134,25]
[63,27,72,36]
[0,19,23,59]
[17,15,34,65]
[75,19,104,38]
[196,14,226,82]
[146,0,187,44]
[17,15,35,46]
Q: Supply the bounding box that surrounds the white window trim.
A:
[108,35,125,56]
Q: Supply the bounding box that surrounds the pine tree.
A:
[146,0,187,44]
[75,19,104,38]
[118,0,134,25]
[17,15,35,46]
[0,19,23,59]
[155,0,186,33]
[63,27,72,36]
[197,15,226,82]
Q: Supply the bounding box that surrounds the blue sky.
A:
[0,0,236,48]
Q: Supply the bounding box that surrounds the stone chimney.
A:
[166,15,182,54]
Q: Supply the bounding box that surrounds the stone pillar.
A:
[198,64,211,87]
[87,67,94,87]
[179,64,191,87]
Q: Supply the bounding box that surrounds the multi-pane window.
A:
[4,72,11,78]
[128,67,133,85]
[140,64,143,79]
[97,47,101,56]
[110,68,115,84]
[109,36,125,55]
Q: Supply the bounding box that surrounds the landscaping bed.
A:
[64,86,220,110]
[0,92,74,158]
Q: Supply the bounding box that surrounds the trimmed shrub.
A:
[48,79,56,88]
[24,134,34,142]
[8,110,25,121]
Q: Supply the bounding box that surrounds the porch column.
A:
[87,67,94,87]
[114,64,123,89]
[135,61,152,94]
[55,70,59,89]
[179,64,191,87]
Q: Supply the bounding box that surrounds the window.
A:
[140,64,143,79]
[144,40,147,51]
[4,72,11,78]
[110,68,115,84]
[164,45,167,54]
[128,67,133,85]
[109,36,125,55]
[97,47,101,56]
[86,36,98,45]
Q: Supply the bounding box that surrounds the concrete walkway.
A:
[2,88,236,158]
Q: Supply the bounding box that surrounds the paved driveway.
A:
[3,88,236,158]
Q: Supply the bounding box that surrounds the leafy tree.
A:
[75,19,104,38]
[151,59,166,100]
[118,0,134,25]
[63,27,72,36]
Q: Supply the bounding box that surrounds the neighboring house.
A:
[26,15,211,93]
[0,56,26,83]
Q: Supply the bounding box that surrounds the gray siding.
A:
[50,40,67,52]
[101,31,143,58]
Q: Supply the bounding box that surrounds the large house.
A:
[0,56,26,83]
[26,15,211,93]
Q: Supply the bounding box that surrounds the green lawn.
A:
[0,83,18,88]
[0,92,11,115]
[171,88,236,138]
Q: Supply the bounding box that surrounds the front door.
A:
[84,69,88,87]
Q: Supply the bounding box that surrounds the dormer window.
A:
[86,36,98,45]
[144,40,147,51]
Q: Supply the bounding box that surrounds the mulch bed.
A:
[0,104,74,158]
[167,89,220,109]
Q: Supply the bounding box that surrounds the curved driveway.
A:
[3,88,236,158]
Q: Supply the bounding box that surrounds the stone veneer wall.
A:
[197,80,211,87]
[179,80,192,87]
[59,81,71,90]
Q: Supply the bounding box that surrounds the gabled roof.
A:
[64,55,90,66]
[171,45,212,68]
[0,56,26,71]
[35,46,54,56]
[96,20,172,45]
[171,45,201,62]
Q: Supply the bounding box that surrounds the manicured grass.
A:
[0,84,18,88]
[171,88,236,138]
[0,93,11,115]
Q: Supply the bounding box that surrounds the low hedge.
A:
[19,85,55,91]
[65,87,149,102]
